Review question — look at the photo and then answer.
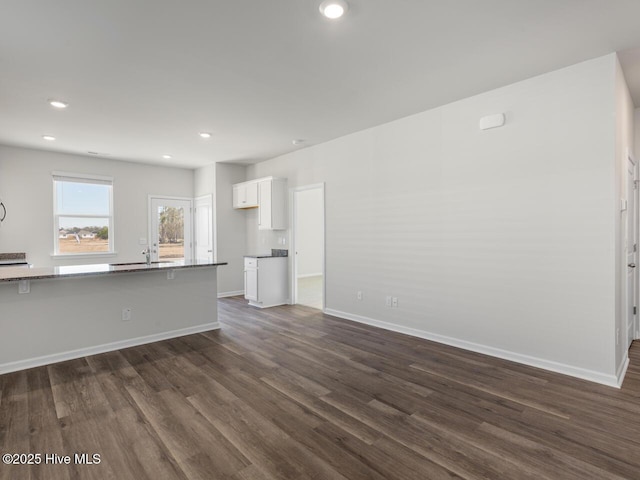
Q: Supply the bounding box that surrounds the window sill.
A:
[51,252,118,260]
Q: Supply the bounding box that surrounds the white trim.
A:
[324,308,623,388]
[53,174,115,255]
[217,290,244,298]
[296,272,323,279]
[290,183,326,310]
[616,355,630,387]
[148,195,194,262]
[52,170,114,183]
[0,322,220,375]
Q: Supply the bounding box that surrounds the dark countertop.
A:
[244,249,288,259]
[0,259,226,283]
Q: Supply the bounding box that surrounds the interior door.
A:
[626,157,637,348]
[150,197,192,262]
[194,195,213,261]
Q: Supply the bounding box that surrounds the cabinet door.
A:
[244,267,258,301]
[232,185,244,208]
[245,182,259,207]
[258,180,272,230]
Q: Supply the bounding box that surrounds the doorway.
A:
[292,184,325,310]
[149,196,192,262]
[626,154,638,347]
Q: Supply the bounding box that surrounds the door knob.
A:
[629,263,636,268]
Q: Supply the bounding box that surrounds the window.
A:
[53,172,114,255]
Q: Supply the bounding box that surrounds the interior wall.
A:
[0,145,194,267]
[247,54,620,385]
[295,187,324,277]
[215,163,247,296]
[635,108,640,159]
[0,267,219,373]
[615,56,636,375]
[194,163,215,198]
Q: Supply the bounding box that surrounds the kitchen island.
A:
[0,259,226,374]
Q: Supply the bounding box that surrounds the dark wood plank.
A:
[1,297,640,480]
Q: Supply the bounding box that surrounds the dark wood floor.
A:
[2,297,640,480]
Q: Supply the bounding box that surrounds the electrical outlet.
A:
[18,280,30,294]
[357,291,363,301]
[122,308,132,322]
[139,237,147,245]
[386,296,392,307]
[392,297,398,308]
[616,328,620,346]
[167,269,175,280]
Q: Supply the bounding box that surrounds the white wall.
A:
[0,145,194,267]
[194,163,215,198]
[295,187,324,277]
[247,54,622,385]
[0,267,220,373]
[215,163,248,296]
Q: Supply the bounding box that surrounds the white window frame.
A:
[52,171,115,257]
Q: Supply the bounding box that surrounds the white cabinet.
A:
[232,181,258,209]
[258,177,287,230]
[244,256,288,308]
[233,176,287,230]
[244,258,258,301]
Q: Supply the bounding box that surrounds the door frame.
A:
[148,195,193,262]
[289,183,326,311]
[628,151,640,342]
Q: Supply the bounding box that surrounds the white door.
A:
[150,197,192,262]
[626,157,638,347]
[194,195,213,261]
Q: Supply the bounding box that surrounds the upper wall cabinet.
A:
[232,181,259,209]
[233,176,287,230]
[258,177,287,230]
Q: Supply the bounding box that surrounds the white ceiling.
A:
[3,0,640,168]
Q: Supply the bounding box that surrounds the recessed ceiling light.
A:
[319,0,348,19]
[162,154,172,159]
[199,132,212,139]
[49,100,68,109]
[42,135,56,141]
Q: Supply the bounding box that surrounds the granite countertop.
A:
[244,249,288,259]
[0,259,227,283]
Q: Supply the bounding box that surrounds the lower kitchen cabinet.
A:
[244,256,288,308]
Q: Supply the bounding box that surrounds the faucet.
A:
[142,246,151,265]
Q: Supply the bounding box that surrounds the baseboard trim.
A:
[0,322,221,375]
[324,309,621,388]
[616,356,630,388]
[218,290,244,298]
[296,273,323,279]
